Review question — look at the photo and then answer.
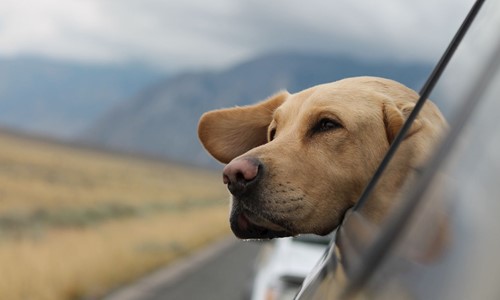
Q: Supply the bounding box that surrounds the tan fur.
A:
[198,76,447,237]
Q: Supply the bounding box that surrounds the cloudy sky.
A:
[0,0,473,72]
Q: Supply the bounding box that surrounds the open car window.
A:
[296,0,500,299]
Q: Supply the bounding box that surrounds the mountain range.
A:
[79,52,432,167]
[0,57,164,137]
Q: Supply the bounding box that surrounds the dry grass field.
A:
[0,130,230,300]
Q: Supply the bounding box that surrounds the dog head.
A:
[198,77,446,239]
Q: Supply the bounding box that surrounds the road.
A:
[105,236,263,300]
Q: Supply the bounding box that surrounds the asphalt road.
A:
[105,236,263,300]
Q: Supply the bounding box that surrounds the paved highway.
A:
[105,236,263,300]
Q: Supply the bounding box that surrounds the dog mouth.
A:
[230,208,292,239]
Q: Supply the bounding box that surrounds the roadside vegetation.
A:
[0,131,229,300]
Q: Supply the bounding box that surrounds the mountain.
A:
[0,57,164,137]
[80,52,432,167]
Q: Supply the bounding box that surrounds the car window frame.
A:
[295,0,490,298]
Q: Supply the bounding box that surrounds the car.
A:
[249,234,332,300]
[296,0,500,299]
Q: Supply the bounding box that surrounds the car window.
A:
[355,43,500,300]
[296,0,500,299]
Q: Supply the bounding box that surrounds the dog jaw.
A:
[229,204,293,239]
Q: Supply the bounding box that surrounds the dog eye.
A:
[314,118,342,133]
[269,128,277,141]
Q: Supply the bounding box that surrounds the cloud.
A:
[0,0,474,71]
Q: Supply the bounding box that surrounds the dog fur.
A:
[198,76,447,239]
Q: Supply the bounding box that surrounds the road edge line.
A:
[103,235,238,300]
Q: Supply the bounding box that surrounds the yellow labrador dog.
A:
[198,77,446,239]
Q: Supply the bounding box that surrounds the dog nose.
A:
[223,157,261,196]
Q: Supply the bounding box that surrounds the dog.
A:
[198,76,447,239]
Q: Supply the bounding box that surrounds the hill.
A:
[80,52,432,167]
[0,57,163,137]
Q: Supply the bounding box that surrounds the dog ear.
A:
[198,91,289,163]
[383,100,422,144]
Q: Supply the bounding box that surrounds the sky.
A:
[0,0,474,72]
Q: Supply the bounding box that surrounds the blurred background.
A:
[0,0,473,299]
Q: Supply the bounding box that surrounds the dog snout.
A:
[223,157,262,196]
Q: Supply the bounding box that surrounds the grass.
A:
[0,130,230,300]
